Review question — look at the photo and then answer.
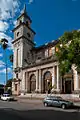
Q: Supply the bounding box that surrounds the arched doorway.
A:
[62,73,73,94]
[30,74,36,93]
[43,71,52,93]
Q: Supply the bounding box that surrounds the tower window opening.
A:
[26,21,28,26]
[27,33,31,38]
[17,32,19,37]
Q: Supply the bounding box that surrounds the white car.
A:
[1,94,14,101]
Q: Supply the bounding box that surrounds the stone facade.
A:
[12,5,80,95]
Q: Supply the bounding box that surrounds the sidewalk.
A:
[74,102,80,107]
[16,93,80,102]
[15,96,80,107]
[17,98,42,104]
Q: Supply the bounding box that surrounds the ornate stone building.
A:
[12,5,80,95]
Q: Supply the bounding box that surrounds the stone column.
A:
[57,65,59,90]
[39,69,42,93]
[25,72,29,92]
[52,66,55,87]
[41,75,44,93]
[75,70,79,90]
[17,81,20,95]
[20,42,23,67]
[20,71,23,93]
[12,82,15,95]
[21,72,25,95]
[36,70,39,92]
[72,64,79,91]
[13,48,17,68]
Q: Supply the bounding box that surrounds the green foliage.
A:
[56,30,80,75]
[6,79,12,88]
[0,38,8,50]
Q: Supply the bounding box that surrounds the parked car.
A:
[43,96,73,109]
[1,94,14,101]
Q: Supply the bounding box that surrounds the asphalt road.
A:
[0,100,80,120]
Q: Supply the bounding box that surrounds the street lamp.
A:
[47,79,49,94]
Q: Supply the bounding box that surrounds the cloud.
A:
[0,53,3,57]
[0,21,9,32]
[0,60,5,67]
[0,0,20,20]
[0,60,5,65]
[0,0,21,50]
[0,64,4,68]
[0,67,12,74]
[28,0,34,4]
[13,20,17,27]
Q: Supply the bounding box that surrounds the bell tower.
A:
[12,4,36,69]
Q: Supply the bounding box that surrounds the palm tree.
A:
[1,38,8,49]
[0,38,8,85]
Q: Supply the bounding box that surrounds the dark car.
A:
[43,96,73,109]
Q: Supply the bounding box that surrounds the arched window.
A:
[43,71,52,93]
[30,74,36,92]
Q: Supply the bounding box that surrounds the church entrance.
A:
[43,71,52,93]
[62,73,73,94]
[65,80,71,94]
[30,74,36,93]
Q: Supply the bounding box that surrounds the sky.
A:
[0,0,80,84]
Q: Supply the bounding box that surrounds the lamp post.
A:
[47,79,49,94]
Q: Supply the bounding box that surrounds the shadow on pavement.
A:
[73,105,80,111]
[0,107,80,120]
[0,108,25,120]
[0,99,17,102]
[9,99,17,102]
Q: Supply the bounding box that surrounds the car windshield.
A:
[45,96,63,100]
[3,94,10,97]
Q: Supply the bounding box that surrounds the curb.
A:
[17,99,42,104]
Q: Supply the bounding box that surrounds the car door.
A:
[3,95,6,100]
[46,98,53,106]
[52,98,60,107]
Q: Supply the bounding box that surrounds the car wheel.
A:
[61,104,66,109]
[44,103,48,107]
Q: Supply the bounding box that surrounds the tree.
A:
[5,79,12,95]
[0,38,8,85]
[0,38,8,49]
[5,79,12,88]
[56,30,80,77]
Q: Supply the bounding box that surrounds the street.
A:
[0,100,80,120]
